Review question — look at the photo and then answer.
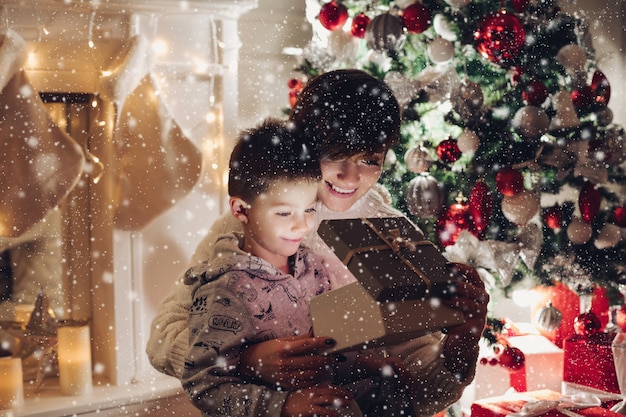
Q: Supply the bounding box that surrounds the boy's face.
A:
[318,151,385,212]
[243,179,318,266]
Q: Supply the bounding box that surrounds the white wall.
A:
[237,0,310,129]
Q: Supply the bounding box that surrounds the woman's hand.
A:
[238,333,340,390]
[282,383,354,417]
[441,262,489,380]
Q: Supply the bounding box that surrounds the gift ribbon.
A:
[339,218,434,290]
[562,381,626,414]
[507,392,603,417]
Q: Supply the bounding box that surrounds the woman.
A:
[147,69,488,417]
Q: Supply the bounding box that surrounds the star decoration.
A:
[2,291,59,391]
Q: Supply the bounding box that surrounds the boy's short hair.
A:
[289,69,401,160]
[228,118,321,202]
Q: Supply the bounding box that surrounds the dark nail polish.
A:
[325,338,336,346]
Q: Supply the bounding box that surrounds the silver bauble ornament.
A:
[535,301,563,332]
[512,106,550,140]
[556,44,587,79]
[594,223,621,249]
[404,146,432,173]
[501,190,540,225]
[366,13,405,51]
[428,36,454,63]
[457,129,480,154]
[567,217,593,244]
[405,174,444,218]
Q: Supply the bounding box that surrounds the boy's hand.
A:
[282,383,354,417]
[238,333,339,390]
[353,351,416,392]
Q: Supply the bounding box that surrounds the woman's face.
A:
[318,151,385,212]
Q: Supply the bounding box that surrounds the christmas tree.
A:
[290,0,626,332]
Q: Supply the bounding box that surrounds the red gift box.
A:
[471,390,623,417]
[563,332,620,394]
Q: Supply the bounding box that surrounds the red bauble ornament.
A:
[511,0,530,13]
[474,10,526,65]
[436,138,462,163]
[616,304,626,332]
[318,1,349,31]
[351,13,370,38]
[287,78,304,107]
[469,180,493,237]
[403,3,432,34]
[522,80,549,106]
[543,205,563,229]
[436,199,471,247]
[495,167,523,196]
[613,205,626,227]
[591,70,611,106]
[573,311,602,336]
[498,346,525,371]
[578,181,601,223]
[571,85,595,110]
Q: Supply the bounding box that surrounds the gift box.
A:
[317,217,460,301]
[309,217,464,353]
[471,389,623,417]
[563,332,620,394]
[462,334,564,408]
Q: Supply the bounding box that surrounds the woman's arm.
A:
[145,212,241,378]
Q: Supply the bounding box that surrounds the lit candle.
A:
[57,326,93,396]
[14,304,34,326]
[0,357,24,409]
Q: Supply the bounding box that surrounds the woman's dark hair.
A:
[228,118,320,202]
[289,69,401,160]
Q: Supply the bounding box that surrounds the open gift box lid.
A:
[309,217,464,353]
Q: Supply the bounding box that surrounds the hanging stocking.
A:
[100,35,154,119]
[0,30,85,237]
[109,75,202,230]
[99,35,202,230]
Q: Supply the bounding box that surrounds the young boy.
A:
[182,118,355,417]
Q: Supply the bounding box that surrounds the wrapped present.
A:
[563,332,620,394]
[463,334,564,408]
[309,217,464,353]
[470,389,623,417]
